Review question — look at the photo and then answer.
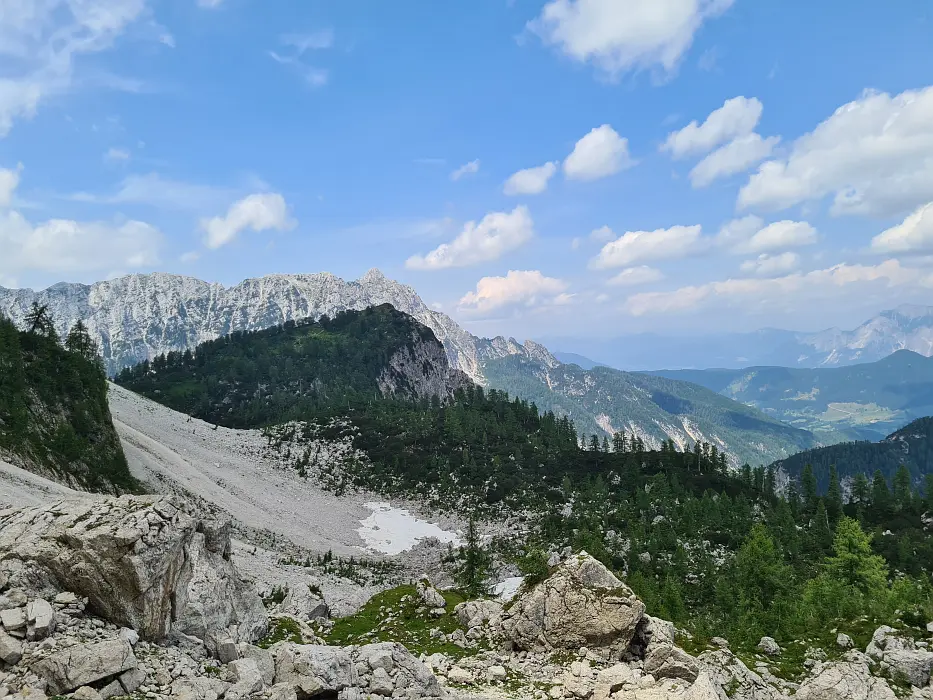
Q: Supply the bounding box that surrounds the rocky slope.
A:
[0,271,820,465]
[482,353,817,467]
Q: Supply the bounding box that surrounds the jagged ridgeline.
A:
[770,417,933,489]
[0,309,135,493]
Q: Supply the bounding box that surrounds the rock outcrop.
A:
[0,496,266,654]
[796,652,897,700]
[499,552,646,654]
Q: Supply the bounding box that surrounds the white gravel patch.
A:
[109,383,376,557]
[357,501,461,556]
[0,459,98,509]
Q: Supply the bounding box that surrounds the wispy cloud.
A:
[269,28,335,88]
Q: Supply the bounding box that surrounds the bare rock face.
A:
[500,552,645,654]
[0,495,266,654]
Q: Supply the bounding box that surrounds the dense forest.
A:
[771,417,933,488]
[0,306,135,493]
[116,309,933,661]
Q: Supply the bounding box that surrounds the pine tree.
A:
[871,470,892,519]
[851,473,870,505]
[65,320,100,362]
[24,302,56,340]
[801,463,818,513]
[826,465,843,522]
[892,465,913,512]
[451,518,491,598]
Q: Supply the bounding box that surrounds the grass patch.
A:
[258,616,304,648]
[324,584,473,657]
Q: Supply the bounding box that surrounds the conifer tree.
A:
[826,465,843,522]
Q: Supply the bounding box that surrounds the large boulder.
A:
[500,551,645,653]
[32,639,137,694]
[796,656,896,700]
[0,496,267,654]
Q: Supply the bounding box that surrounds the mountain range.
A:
[0,270,821,466]
[652,350,933,442]
[542,305,933,371]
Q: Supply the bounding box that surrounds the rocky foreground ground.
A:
[2,495,933,700]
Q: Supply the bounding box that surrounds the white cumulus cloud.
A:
[739,252,800,277]
[689,133,780,187]
[0,168,161,279]
[732,220,817,254]
[663,96,763,158]
[406,206,534,270]
[871,201,933,254]
[738,86,933,217]
[591,224,703,268]
[201,193,294,249]
[503,162,557,195]
[564,125,634,181]
[607,266,665,286]
[528,0,735,79]
[450,159,481,181]
[458,270,568,314]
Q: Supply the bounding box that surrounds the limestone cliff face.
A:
[377,330,473,402]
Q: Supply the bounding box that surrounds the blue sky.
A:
[2,0,933,341]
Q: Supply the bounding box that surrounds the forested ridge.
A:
[771,417,933,488]
[115,309,933,662]
[115,304,464,426]
[0,306,134,492]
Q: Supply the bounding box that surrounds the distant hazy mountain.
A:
[650,350,933,441]
[541,305,933,371]
[0,271,818,463]
[551,351,606,370]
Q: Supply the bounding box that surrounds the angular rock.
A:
[454,600,503,631]
[25,599,54,641]
[699,649,776,700]
[500,551,645,653]
[238,644,275,686]
[837,633,854,649]
[98,680,125,700]
[269,683,297,700]
[757,637,781,656]
[226,658,264,700]
[369,667,394,695]
[594,664,636,699]
[883,649,933,688]
[447,666,473,685]
[796,659,896,700]
[0,607,25,632]
[274,644,355,690]
[169,676,229,700]
[32,639,137,694]
[0,629,23,665]
[119,668,147,694]
[72,687,101,700]
[644,644,700,682]
[418,582,447,610]
[685,672,723,700]
[0,496,266,655]
[280,586,329,622]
